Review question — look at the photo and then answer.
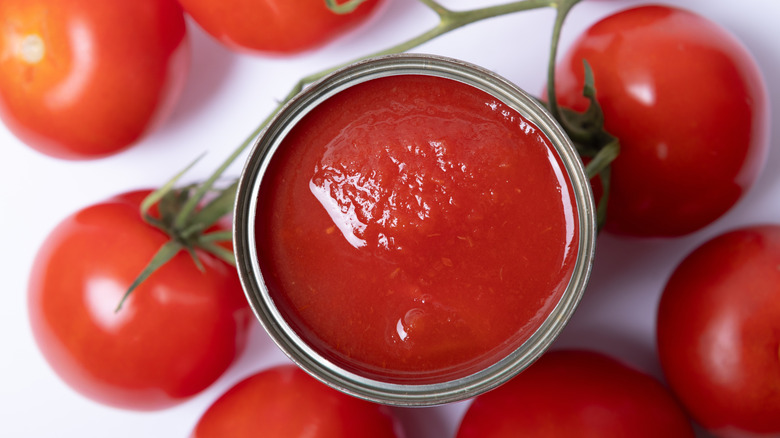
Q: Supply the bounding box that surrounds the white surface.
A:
[2,0,779,436]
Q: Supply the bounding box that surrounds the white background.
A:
[2,0,779,436]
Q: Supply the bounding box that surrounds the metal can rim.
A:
[233,53,597,407]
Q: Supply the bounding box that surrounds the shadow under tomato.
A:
[548,233,685,381]
[227,321,288,376]
[551,323,662,378]
[393,403,463,438]
[728,25,780,210]
[162,18,239,130]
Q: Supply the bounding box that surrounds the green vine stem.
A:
[170,0,568,227]
[125,0,618,306]
[325,0,374,14]
[545,0,579,123]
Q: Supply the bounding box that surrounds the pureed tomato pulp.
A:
[255,73,580,384]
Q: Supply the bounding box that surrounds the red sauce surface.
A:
[256,75,579,383]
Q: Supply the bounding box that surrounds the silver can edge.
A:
[233,53,597,407]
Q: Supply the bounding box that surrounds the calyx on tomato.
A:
[546,61,618,230]
[117,161,238,310]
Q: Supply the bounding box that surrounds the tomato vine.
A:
[125,0,616,305]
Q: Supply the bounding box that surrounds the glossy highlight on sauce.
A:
[256,75,579,383]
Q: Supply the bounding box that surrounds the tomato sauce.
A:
[256,74,579,383]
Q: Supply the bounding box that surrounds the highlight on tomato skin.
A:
[553,4,770,237]
[657,225,780,437]
[455,349,695,438]
[26,190,252,411]
[176,0,385,55]
[191,364,407,438]
[0,0,190,160]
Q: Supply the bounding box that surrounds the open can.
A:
[233,54,596,406]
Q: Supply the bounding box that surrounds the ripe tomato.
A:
[554,5,769,237]
[177,0,384,55]
[27,190,252,411]
[456,349,694,438]
[657,225,780,436]
[191,364,406,437]
[0,0,189,160]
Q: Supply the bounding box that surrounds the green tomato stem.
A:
[545,0,581,122]
[324,0,373,14]
[115,240,183,312]
[418,0,451,17]
[584,139,619,180]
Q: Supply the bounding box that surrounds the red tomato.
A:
[0,0,189,160]
[177,0,384,55]
[191,364,406,437]
[456,349,694,438]
[554,5,769,237]
[657,225,780,436]
[27,190,252,410]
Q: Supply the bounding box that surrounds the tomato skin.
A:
[191,364,406,438]
[27,190,252,411]
[0,0,189,160]
[554,5,769,237]
[456,349,694,438]
[177,0,383,55]
[657,225,780,437]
